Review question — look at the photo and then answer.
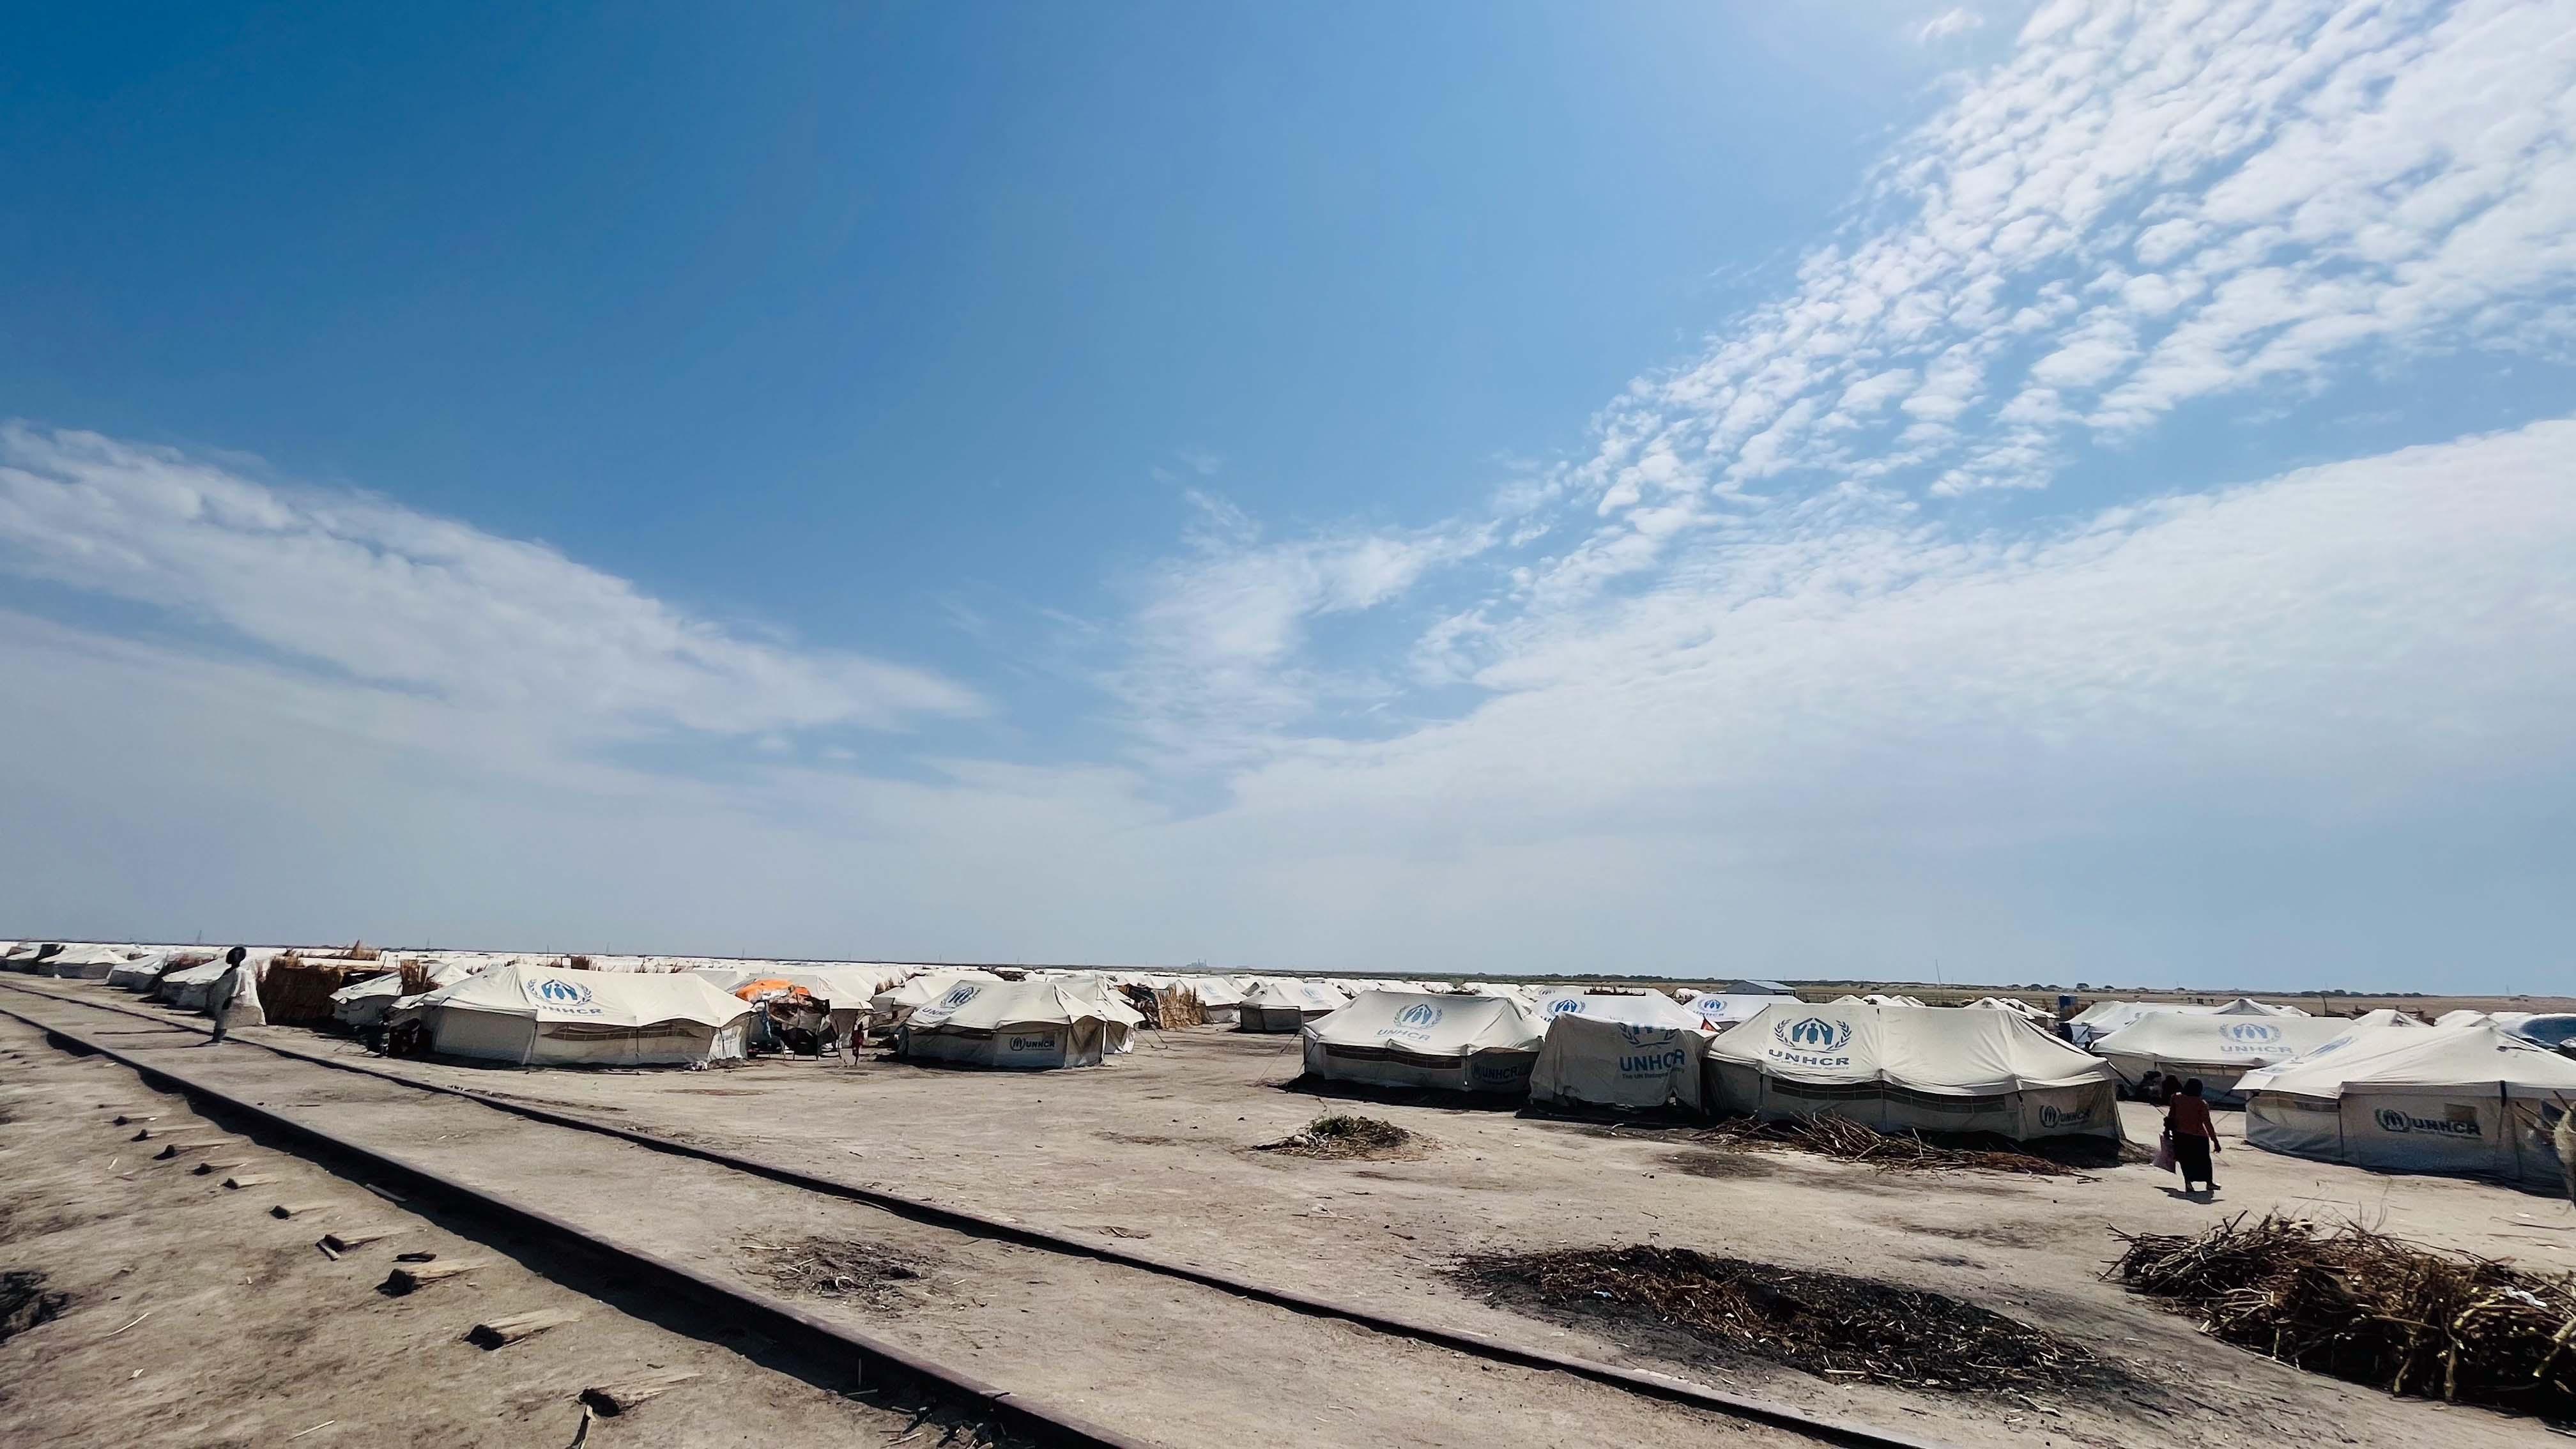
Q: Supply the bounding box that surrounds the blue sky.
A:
[3,1,2572,990]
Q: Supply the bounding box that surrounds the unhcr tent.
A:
[392,964,751,1066]
[1238,979,1345,1032]
[2242,1021,2576,1191]
[332,958,477,1032]
[1301,990,1545,1093]
[1705,1000,2121,1142]
[1685,992,1800,1032]
[870,970,1004,1034]
[2090,1012,2363,1105]
[1528,991,1711,1109]
[896,980,1111,1069]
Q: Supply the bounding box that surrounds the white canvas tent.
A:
[40,944,139,980]
[2090,1012,2367,1104]
[1705,1000,2122,1142]
[1184,976,1245,1025]
[896,979,1112,1069]
[391,963,751,1066]
[2242,1021,2576,1191]
[1528,991,1712,1109]
[331,958,482,1031]
[1238,979,1346,1032]
[1301,990,1546,1093]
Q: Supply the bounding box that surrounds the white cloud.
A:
[10,420,2567,985]
[1100,497,1495,765]
[1917,8,1986,44]
[1518,0,2576,602]
[0,425,977,739]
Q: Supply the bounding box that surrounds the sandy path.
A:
[0,992,1829,1449]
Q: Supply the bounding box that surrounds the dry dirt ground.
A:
[0,1022,1005,1448]
[10,979,2575,1449]
[0,992,1820,1449]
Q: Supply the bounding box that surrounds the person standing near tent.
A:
[205,946,249,1045]
[2165,1077,2220,1195]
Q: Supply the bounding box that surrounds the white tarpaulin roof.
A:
[2244,1018,2576,1101]
[1706,1000,2120,1140]
[1528,988,1705,1030]
[1241,980,1347,1012]
[1710,1001,2112,1095]
[1302,989,1545,1092]
[2230,1010,2426,1094]
[405,963,752,1030]
[906,979,1111,1034]
[1685,993,1800,1029]
[2091,1012,2358,1100]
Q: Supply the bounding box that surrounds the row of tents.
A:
[2062,997,2576,1192]
[1299,988,2127,1141]
[14,940,2570,1193]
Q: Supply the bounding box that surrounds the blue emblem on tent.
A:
[1547,997,1585,1016]
[525,977,594,1008]
[942,985,981,1008]
[1395,1002,1443,1028]
[1774,1016,1851,1052]
[2221,1022,2281,1044]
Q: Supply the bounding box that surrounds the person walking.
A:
[205,946,249,1045]
[2165,1077,2221,1195]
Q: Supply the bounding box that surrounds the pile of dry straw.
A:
[2112,1213,2576,1420]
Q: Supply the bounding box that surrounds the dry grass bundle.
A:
[395,958,437,997]
[1453,1246,2112,1393]
[1119,983,1205,1029]
[1692,1113,2090,1176]
[256,956,396,1026]
[2111,1213,2576,1420]
[747,1236,935,1312]
[1257,1113,1420,1160]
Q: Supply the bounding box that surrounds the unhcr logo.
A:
[1547,997,1585,1016]
[1618,1023,1676,1048]
[524,977,594,1008]
[2375,1107,2481,1138]
[941,985,981,1008]
[2220,1022,2281,1045]
[2039,1104,2091,1128]
[1774,1017,1851,1053]
[1395,1002,1444,1029]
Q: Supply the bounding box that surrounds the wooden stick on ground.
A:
[379,1260,489,1294]
[192,1160,248,1176]
[321,1224,413,1252]
[222,1174,277,1190]
[580,1368,700,1415]
[271,1201,335,1219]
[466,1308,581,1349]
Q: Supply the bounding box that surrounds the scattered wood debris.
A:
[1690,1113,2103,1176]
[381,1260,489,1295]
[2112,1213,2576,1420]
[1255,1114,1422,1160]
[468,1308,581,1348]
[1453,1245,2119,1395]
[323,1224,412,1252]
[581,1368,701,1415]
[750,1236,937,1311]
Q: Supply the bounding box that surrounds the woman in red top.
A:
[2165,1077,2220,1194]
